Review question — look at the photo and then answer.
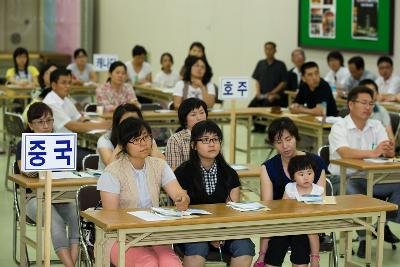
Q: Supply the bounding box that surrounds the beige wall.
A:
[96,0,399,106]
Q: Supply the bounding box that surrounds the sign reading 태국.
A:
[93,54,118,71]
[21,133,77,172]
[219,77,249,100]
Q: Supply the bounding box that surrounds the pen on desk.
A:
[73,171,82,177]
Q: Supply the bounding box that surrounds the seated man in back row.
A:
[43,68,111,169]
[289,61,338,117]
[328,86,400,258]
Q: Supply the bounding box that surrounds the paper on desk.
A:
[227,202,270,211]
[151,207,211,217]
[161,88,174,93]
[87,129,107,134]
[50,171,93,179]
[230,164,249,171]
[128,211,176,221]
[154,109,174,113]
[364,158,400,163]
[315,116,341,124]
[304,196,337,205]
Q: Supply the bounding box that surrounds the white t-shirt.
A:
[324,67,351,88]
[67,63,96,82]
[173,80,216,99]
[43,91,81,133]
[285,182,324,199]
[375,75,400,95]
[154,70,180,88]
[328,115,389,175]
[125,61,152,83]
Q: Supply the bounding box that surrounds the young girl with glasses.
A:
[174,120,255,267]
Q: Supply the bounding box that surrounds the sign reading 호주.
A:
[21,133,77,172]
[219,77,250,100]
[93,54,118,71]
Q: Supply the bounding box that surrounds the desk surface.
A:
[330,158,400,171]
[81,194,396,231]
[236,164,260,178]
[8,174,98,189]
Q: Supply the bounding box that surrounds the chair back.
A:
[338,107,349,118]
[84,103,97,112]
[214,84,223,104]
[4,112,25,138]
[141,103,163,111]
[389,112,400,140]
[318,145,330,167]
[76,185,101,212]
[82,154,100,171]
[325,177,334,197]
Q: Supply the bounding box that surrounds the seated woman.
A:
[254,117,327,267]
[175,120,255,267]
[97,117,189,267]
[165,98,208,169]
[6,47,39,87]
[359,79,395,141]
[173,56,215,109]
[67,48,97,85]
[154,52,179,88]
[97,103,164,170]
[125,45,152,84]
[22,63,58,123]
[96,61,140,113]
[179,42,207,77]
[16,102,79,267]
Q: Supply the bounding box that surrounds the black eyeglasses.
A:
[196,137,221,144]
[128,135,152,145]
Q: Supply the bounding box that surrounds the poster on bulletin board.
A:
[298,0,394,54]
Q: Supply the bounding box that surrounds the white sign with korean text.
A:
[219,77,249,99]
[93,54,118,71]
[21,133,77,172]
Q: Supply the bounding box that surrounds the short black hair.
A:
[110,103,143,147]
[327,51,344,66]
[160,52,173,64]
[359,79,378,93]
[189,42,205,54]
[118,118,152,154]
[26,102,53,133]
[38,63,58,89]
[288,155,318,180]
[377,56,393,66]
[348,56,365,70]
[73,48,88,59]
[264,41,276,49]
[347,86,374,105]
[132,45,147,57]
[267,117,300,145]
[178,98,208,129]
[300,61,319,76]
[50,68,71,84]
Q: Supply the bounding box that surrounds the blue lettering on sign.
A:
[237,81,248,96]
[54,140,73,165]
[28,140,46,166]
[223,81,234,95]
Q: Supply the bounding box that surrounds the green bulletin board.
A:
[298,0,394,54]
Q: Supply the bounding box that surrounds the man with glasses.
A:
[328,86,400,258]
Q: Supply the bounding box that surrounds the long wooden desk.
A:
[8,174,98,267]
[134,84,173,102]
[81,195,396,267]
[286,90,400,113]
[0,84,96,97]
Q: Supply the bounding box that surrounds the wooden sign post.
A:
[219,77,249,164]
[21,133,77,267]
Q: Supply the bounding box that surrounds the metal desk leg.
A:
[365,171,374,265]
[19,188,27,266]
[339,166,347,256]
[118,231,126,267]
[376,211,386,267]
[36,188,44,267]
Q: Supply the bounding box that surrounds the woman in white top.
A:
[67,48,97,85]
[324,51,350,90]
[173,56,215,109]
[97,103,164,170]
[154,52,179,88]
[125,45,152,84]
